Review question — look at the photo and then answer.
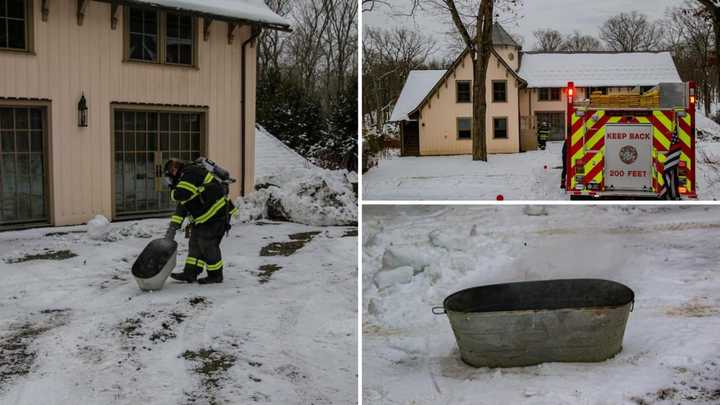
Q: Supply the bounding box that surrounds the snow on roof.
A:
[255,125,314,178]
[133,0,290,27]
[519,52,681,88]
[389,70,446,122]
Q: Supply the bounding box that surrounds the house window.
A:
[166,12,194,65]
[126,7,196,66]
[456,81,471,103]
[0,0,30,51]
[128,8,159,62]
[492,81,507,103]
[457,117,472,140]
[539,88,561,101]
[493,117,508,139]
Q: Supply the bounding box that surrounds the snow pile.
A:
[236,168,357,226]
[86,215,110,240]
[696,111,720,142]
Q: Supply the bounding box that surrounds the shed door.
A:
[535,112,565,141]
[114,110,203,219]
[403,121,419,156]
[0,107,48,227]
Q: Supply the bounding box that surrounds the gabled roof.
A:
[389,47,527,122]
[518,51,682,88]
[131,0,290,29]
[389,70,446,122]
[492,23,520,48]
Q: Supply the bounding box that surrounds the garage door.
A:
[113,110,204,219]
[535,112,565,141]
[0,107,49,227]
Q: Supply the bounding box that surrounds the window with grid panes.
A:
[0,0,29,51]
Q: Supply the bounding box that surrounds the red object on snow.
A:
[496,195,504,201]
[544,165,548,170]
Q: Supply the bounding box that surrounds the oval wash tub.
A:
[434,279,634,368]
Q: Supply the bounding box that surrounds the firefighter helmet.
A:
[163,158,186,187]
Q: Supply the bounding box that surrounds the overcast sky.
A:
[363,0,683,59]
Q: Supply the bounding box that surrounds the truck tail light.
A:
[689,82,696,107]
[679,187,688,194]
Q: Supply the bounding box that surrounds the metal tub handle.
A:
[432,306,446,315]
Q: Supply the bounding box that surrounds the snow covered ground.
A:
[363,143,565,200]
[363,205,720,405]
[0,218,356,404]
[363,115,720,201]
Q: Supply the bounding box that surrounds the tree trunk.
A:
[471,0,493,161]
[714,10,720,109]
[704,80,711,116]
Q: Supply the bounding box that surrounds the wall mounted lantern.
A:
[78,93,88,127]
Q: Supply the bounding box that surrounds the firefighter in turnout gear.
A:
[537,122,550,150]
[163,158,239,284]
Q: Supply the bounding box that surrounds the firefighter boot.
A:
[198,270,223,285]
[170,267,200,283]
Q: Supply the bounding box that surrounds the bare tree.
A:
[258,0,292,73]
[438,0,521,161]
[667,4,715,115]
[562,31,602,52]
[363,27,438,129]
[533,29,563,51]
[325,0,359,98]
[599,11,665,51]
[696,0,720,107]
[287,0,334,91]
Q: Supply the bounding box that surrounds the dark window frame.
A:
[124,6,198,68]
[492,80,507,103]
[457,117,472,140]
[0,0,33,53]
[0,100,51,229]
[110,104,208,220]
[493,117,508,139]
[538,88,561,102]
[456,81,471,103]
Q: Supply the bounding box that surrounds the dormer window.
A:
[0,0,31,52]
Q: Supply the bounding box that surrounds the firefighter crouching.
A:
[163,158,239,285]
[537,122,550,150]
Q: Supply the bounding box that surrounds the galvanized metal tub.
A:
[434,279,634,368]
[132,238,178,291]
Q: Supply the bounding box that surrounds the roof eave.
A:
[94,0,292,32]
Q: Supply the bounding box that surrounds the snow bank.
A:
[696,111,720,142]
[236,168,357,226]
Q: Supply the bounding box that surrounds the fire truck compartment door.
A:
[604,124,653,191]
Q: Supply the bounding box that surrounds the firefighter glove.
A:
[165,222,180,240]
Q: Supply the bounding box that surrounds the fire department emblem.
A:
[619,145,638,165]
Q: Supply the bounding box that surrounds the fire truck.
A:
[564,81,697,199]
